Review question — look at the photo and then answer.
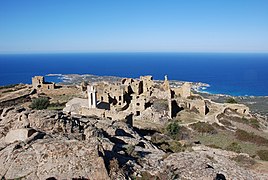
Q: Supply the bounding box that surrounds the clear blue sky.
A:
[0,0,268,53]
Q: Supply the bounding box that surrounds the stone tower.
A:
[32,76,44,89]
[87,85,97,108]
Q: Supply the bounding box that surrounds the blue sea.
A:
[0,53,268,96]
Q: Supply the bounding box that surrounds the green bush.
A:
[30,97,50,110]
[225,98,238,104]
[169,141,184,153]
[256,150,268,161]
[165,122,180,139]
[225,142,242,153]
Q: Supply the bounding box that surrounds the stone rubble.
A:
[0,106,267,179]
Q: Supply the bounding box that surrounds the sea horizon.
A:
[1,51,268,55]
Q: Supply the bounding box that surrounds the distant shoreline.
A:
[46,73,266,97]
[45,73,268,116]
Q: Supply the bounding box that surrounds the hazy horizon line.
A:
[1,50,268,55]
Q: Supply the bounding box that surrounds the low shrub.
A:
[219,119,232,127]
[225,142,242,153]
[239,117,260,129]
[30,97,50,110]
[190,122,217,135]
[212,123,226,131]
[158,141,185,153]
[256,150,268,161]
[235,129,268,146]
[248,118,260,129]
[165,122,180,139]
[152,129,187,153]
[225,98,238,104]
[169,140,184,153]
[219,113,260,130]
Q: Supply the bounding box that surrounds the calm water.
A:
[0,53,268,96]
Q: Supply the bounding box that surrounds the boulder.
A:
[4,128,36,144]
[15,113,30,129]
[0,138,109,180]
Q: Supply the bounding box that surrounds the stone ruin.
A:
[32,76,55,90]
[64,75,250,126]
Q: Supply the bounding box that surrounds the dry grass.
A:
[257,150,268,161]
[195,131,268,156]
[235,129,268,146]
[190,122,217,135]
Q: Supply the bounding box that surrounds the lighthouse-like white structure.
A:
[87,85,97,108]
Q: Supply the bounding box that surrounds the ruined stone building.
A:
[32,76,55,90]
[64,75,250,127]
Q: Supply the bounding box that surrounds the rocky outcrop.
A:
[129,145,267,179]
[0,106,109,179]
[0,138,109,179]
[161,149,260,179]
[0,105,267,179]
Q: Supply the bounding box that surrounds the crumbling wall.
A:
[140,75,154,95]
[32,76,55,90]
[151,88,171,100]
[32,76,44,89]
[224,104,250,115]
[42,83,55,90]
[129,94,146,116]
[173,82,191,98]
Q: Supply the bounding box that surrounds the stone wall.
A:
[173,82,191,98]
[32,76,55,90]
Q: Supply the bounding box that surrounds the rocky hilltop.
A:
[1,107,267,179]
[0,76,268,179]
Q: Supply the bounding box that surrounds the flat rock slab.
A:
[0,138,109,180]
[4,128,36,144]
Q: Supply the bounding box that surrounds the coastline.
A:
[44,73,268,117]
[46,73,267,97]
[49,73,210,90]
